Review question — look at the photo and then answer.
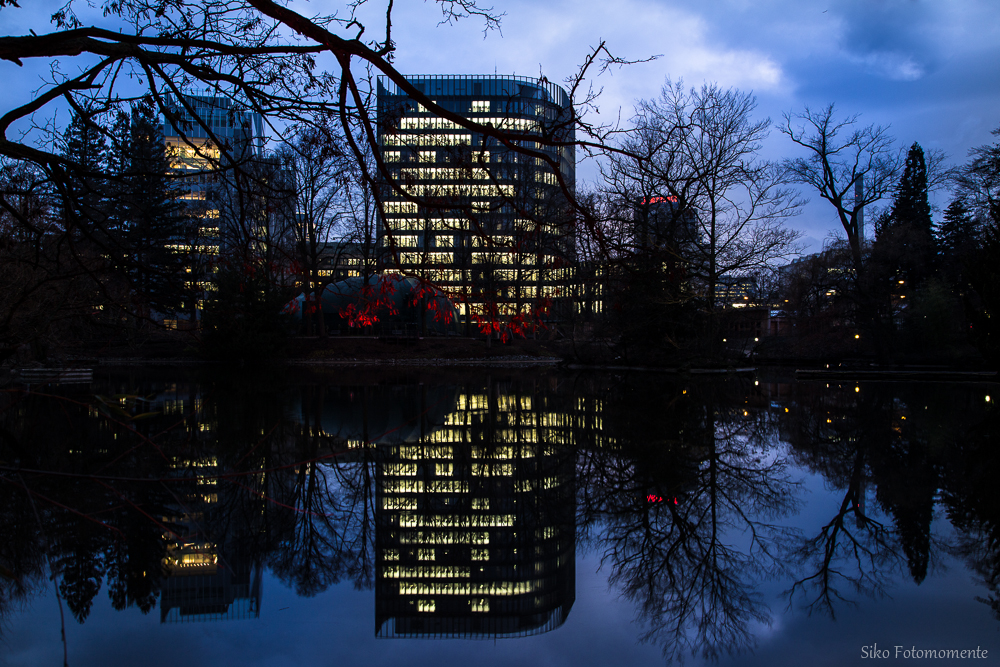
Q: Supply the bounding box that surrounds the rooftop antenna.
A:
[856,173,865,245]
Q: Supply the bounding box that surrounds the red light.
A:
[640,196,678,205]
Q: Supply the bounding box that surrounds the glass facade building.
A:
[162,94,265,256]
[160,95,266,320]
[376,75,576,330]
[372,387,577,639]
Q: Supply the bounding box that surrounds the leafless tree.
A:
[780,105,902,274]
[277,121,352,336]
[622,81,804,311]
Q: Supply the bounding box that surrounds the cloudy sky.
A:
[367,0,1000,251]
[4,0,1000,252]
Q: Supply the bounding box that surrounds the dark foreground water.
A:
[0,367,997,666]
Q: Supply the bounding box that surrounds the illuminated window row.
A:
[399,531,489,545]
[472,445,533,459]
[385,463,418,476]
[535,171,559,185]
[472,463,514,477]
[398,445,454,459]
[426,269,466,283]
[426,429,467,444]
[383,480,468,493]
[401,183,514,197]
[472,252,518,264]
[383,498,418,510]
[383,201,419,214]
[396,116,538,132]
[400,167,495,181]
[167,143,221,159]
[398,514,516,528]
[471,235,513,247]
[397,580,539,596]
[388,234,418,249]
[443,412,470,427]
[514,476,563,493]
[381,134,472,147]
[384,218,469,232]
[383,565,470,579]
[399,252,454,264]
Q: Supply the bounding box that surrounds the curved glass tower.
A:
[376,75,576,331]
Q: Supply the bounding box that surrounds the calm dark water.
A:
[1,368,997,666]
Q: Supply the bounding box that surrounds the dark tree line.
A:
[780,108,1000,366]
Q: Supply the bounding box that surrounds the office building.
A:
[375,75,576,331]
[374,387,576,638]
[160,94,268,320]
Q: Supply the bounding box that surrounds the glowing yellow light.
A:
[855,387,860,393]
[854,334,860,339]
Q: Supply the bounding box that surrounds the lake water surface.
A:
[1,368,997,666]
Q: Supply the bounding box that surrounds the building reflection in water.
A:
[154,386,263,623]
[371,387,576,638]
[311,381,578,638]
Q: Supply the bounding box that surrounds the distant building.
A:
[160,94,271,322]
[634,195,698,252]
[162,94,265,256]
[375,75,576,332]
[373,389,576,639]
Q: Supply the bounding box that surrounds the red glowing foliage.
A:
[406,280,456,326]
[338,275,400,328]
[468,298,551,342]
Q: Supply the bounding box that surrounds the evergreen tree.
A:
[894,143,933,236]
[876,142,937,287]
[120,96,188,320]
[937,197,977,283]
[938,197,976,255]
[60,106,109,234]
[894,143,936,284]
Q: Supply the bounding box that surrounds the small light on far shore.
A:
[855,386,860,393]
[854,334,860,339]
[988,395,992,403]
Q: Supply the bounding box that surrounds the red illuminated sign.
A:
[640,196,679,205]
[646,494,679,504]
